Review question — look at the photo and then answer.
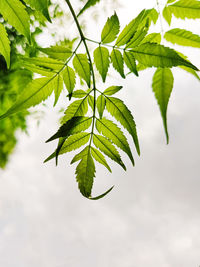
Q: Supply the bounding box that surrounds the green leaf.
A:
[115,9,147,46]
[125,21,149,48]
[44,132,90,162]
[131,43,198,70]
[179,66,200,81]
[88,95,94,110]
[91,146,111,172]
[22,57,64,70]
[77,0,100,17]
[163,6,173,25]
[0,77,56,119]
[0,0,30,42]
[76,150,95,198]
[72,90,87,98]
[141,33,161,44]
[46,116,92,142]
[62,66,76,95]
[93,134,126,170]
[89,185,114,200]
[106,97,140,155]
[0,23,10,68]
[101,12,120,44]
[96,118,134,165]
[96,95,106,119]
[152,68,174,144]
[71,146,89,164]
[54,74,63,106]
[123,51,138,76]
[111,49,125,78]
[21,62,56,76]
[164,28,200,48]
[62,98,88,123]
[73,54,91,87]
[23,0,51,22]
[103,86,123,96]
[93,46,110,82]
[39,45,72,61]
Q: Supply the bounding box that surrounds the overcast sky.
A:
[0,1,200,267]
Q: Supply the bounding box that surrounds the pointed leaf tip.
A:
[89,186,114,200]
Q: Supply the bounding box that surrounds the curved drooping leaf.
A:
[131,43,198,70]
[93,46,110,82]
[152,68,174,143]
[44,132,90,162]
[91,146,111,172]
[96,95,106,119]
[62,98,88,122]
[111,49,125,78]
[21,61,56,76]
[23,0,51,22]
[78,0,100,17]
[96,118,134,165]
[123,51,138,76]
[103,86,123,96]
[164,28,200,48]
[54,74,63,106]
[106,97,140,155]
[0,23,10,68]
[0,76,56,119]
[101,12,120,44]
[93,134,126,170]
[62,66,76,96]
[73,54,91,87]
[39,45,72,61]
[89,185,114,200]
[0,0,30,42]
[22,57,64,70]
[46,116,92,142]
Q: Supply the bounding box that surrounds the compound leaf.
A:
[93,46,110,82]
[73,54,91,87]
[111,49,125,78]
[0,23,10,68]
[101,12,120,44]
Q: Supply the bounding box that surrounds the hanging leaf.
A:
[88,95,94,110]
[54,74,63,106]
[101,12,120,44]
[73,54,91,87]
[21,61,56,76]
[78,0,100,17]
[123,51,138,76]
[126,21,149,48]
[91,147,111,172]
[131,43,198,70]
[96,118,134,165]
[39,45,72,61]
[111,49,125,78]
[22,57,64,70]
[0,23,10,68]
[93,134,126,170]
[103,86,123,96]
[0,0,30,42]
[152,68,174,144]
[23,0,51,22]
[106,97,140,155]
[62,66,76,95]
[62,99,88,123]
[164,28,200,48]
[96,95,106,119]
[93,46,110,82]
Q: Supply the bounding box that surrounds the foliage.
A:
[0,0,199,198]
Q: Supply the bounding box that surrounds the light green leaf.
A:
[93,134,126,170]
[152,68,174,144]
[115,9,147,46]
[163,6,173,25]
[164,28,200,48]
[44,132,90,162]
[76,150,95,198]
[111,49,125,78]
[0,77,56,119]
[101,12,120,44]
[62,66,76,95]
[103,86,123,96]
[93,46,110,82]
[71,146,89,164]
[91,147,111,172]
[22,57,64,70]
[73,54,91,87]
[0,0,30,42]
[123,51,138,76]
[23,0,51,22]
[126,21,149,48]
[39,45,72,61]
[141,33,161,44]
[88,95,94,110]
[0,23,10,68]
[179,66,200,81]
[78,0,100,17]
[96,118,134,165]
[106,97,140,155]
[131,43,198,70]
[72,90,87,98]
[54,74,63,106]
[97,95,106,119]
[62,98,88,122]
[21,62,56,76]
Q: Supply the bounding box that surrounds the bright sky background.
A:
[0,0,200,267]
